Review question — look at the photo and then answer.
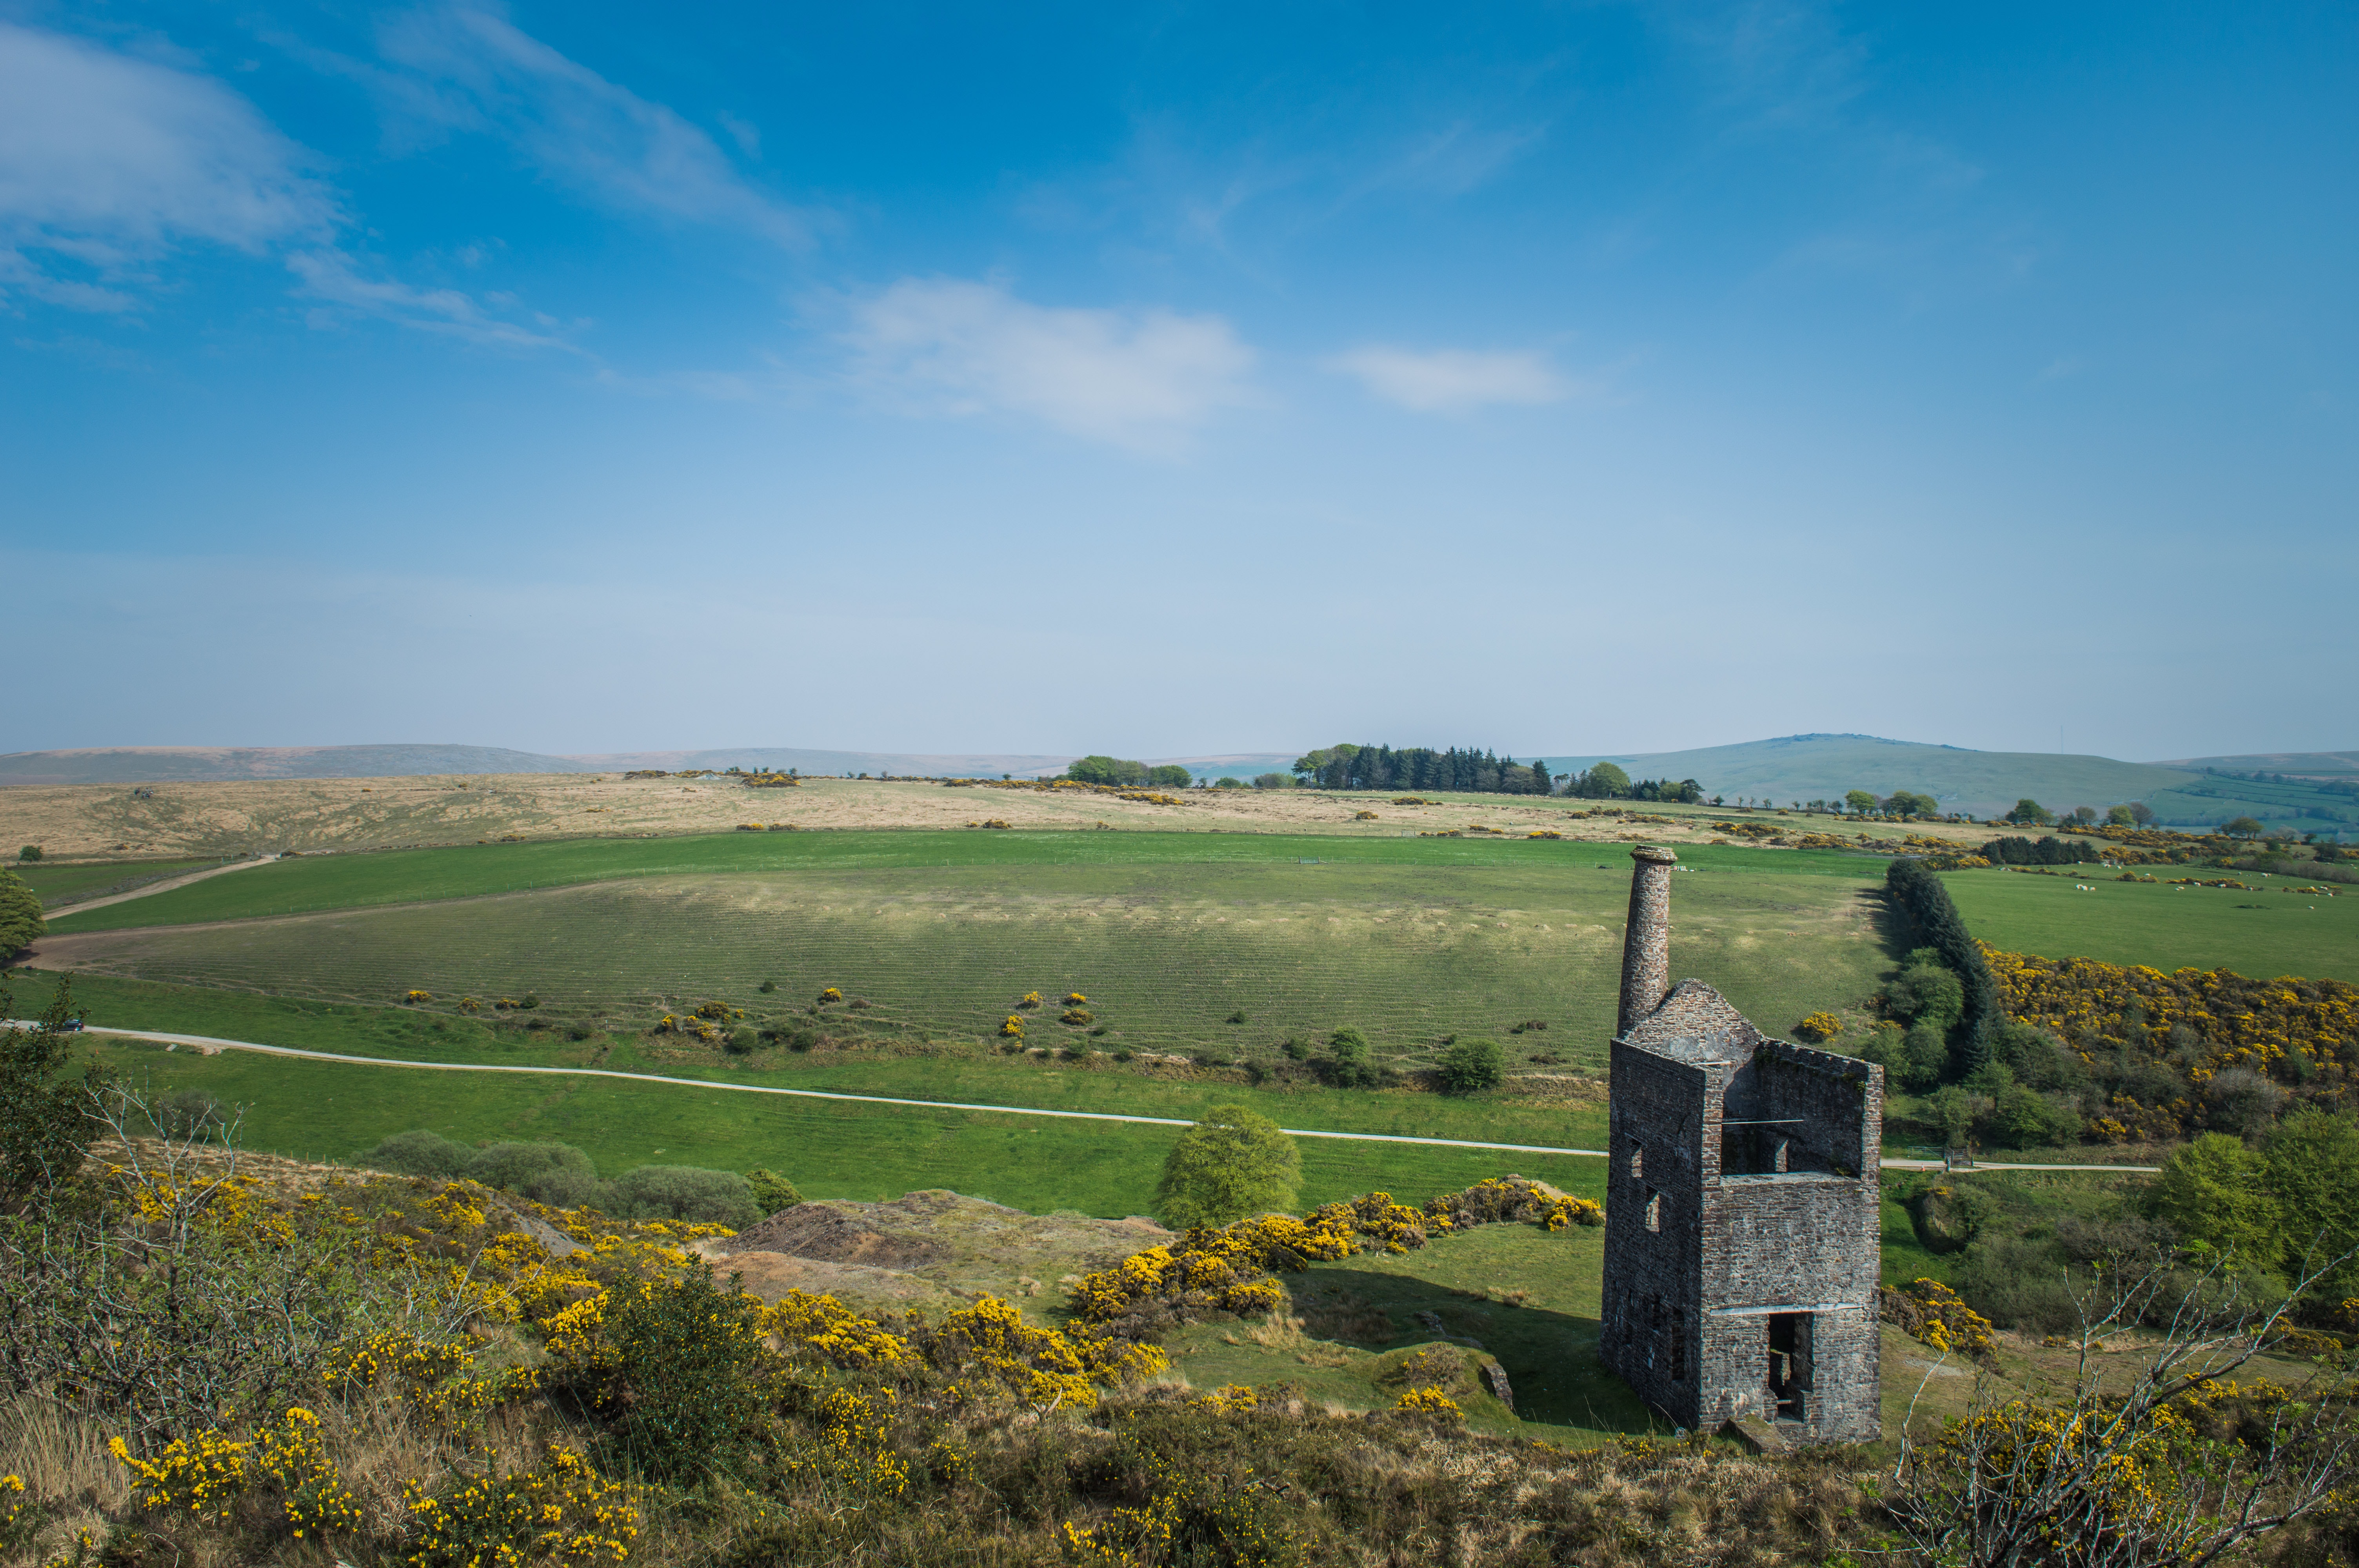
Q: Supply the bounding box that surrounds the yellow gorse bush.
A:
[402,1445,638,1567]
[109,1406,361,1536]
[1983,944,2358,1082]
[1796,1011,1843,1042]
[1394,1387,1463,1418]
[764,1290,916,1370]
[107,1428,249,1521]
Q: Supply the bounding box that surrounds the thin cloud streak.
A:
[842,277,1258,454]
[374,4,813,247]
[1327,345,1573,412]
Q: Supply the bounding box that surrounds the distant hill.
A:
[568,748,1080,779]
[0,745,598,786]
[6,734,2348,836]
[2159,750,2359,780]
[1530,734,2357,835]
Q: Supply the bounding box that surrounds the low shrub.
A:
[365,1129,473,1179]
[606,1166,761,1229]
[1434,1036,1502,1093]
[464,1142,600,1208]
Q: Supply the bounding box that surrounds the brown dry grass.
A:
[0,774,1998,864]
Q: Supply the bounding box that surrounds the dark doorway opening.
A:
[1767,1312,1813,1422]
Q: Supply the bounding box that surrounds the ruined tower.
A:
[1599,846,1884,1444]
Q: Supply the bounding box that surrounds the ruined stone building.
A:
[1599,846,1884,1443]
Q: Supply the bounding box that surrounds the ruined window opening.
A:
[1767,1312,1813,1422]
[1628,1141,1644,1180]
[1668,1314,1686,1381]
[1644,1191,1661,1233]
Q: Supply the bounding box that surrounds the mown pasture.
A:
[1941,866,2358,982]
[41,826,1878,934]
[37,842,1902,1071]
[53,1032,1611,1218]
[10,970,1628,1152]
[14,856,220,908]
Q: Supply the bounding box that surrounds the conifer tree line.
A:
[1288,743,1704,800]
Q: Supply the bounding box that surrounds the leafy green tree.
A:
[1251,773,1292,789]
[1567,761,1632,799]
[1067,755,1150,786]
[0,866,43,956]
[2223,817,2266,838]
[1886,958,1965,1031]
[1324,1027,1378,1088]
[1928,1086,1974,1149]
[2006,799,2055,826]
[2263,1109,2359,1300]
[745,1168,802,1214]
[1214,777,1244,789]
[1154,1103,1301,1229]
[2129,801,2157,826]
[0,978,97,1202]
[1845,789,1878,815]
[2107,804,2137,826]
[16,846,39,862]
[1990,1083,2076,1149]
[1146,764,1192,789]
[2148,1134,2284,1269]
[1435,1036,1503,1093]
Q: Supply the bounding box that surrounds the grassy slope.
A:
[57,1033,1608,1218]
[43,829,1888,934]
[1163,1221,1645,1441]
[15,857,219,907]
[10,971,1618,1150]
[1545,735,2200,813]
[37,849,1896,1070]
[1940,867,2359,982]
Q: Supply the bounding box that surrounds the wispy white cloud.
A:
[0,20,569,349]
[0,22,333,309]
[843,278,1256,454]
[374,5,810,247]
[1326,345,1572,413]
[286,249,579,351]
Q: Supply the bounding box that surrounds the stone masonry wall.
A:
[1601,1039,1710,1428]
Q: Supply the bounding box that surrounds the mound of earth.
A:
[714,1189,1172,1319]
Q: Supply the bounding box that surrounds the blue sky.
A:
[4,2,2352,761]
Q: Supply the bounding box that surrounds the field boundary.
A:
[32,1025,2159,1174]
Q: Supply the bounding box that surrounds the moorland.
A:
[3,773,2356,1565]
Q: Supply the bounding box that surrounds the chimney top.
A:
[1631,845,1678,864]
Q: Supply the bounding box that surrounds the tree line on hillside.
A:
[1064,755,1194,789]
[0,865,42,958]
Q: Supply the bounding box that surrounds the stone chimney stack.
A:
[1617,845,1678,1037]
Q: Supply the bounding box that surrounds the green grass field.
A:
[15,856,220,907]
[59,1032,1611,1217]
[1941,867,2358,981]
[39,847,1898,1070]
[42,828,1893,934]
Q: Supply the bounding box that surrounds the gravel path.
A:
[22,1023,2160,1172]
